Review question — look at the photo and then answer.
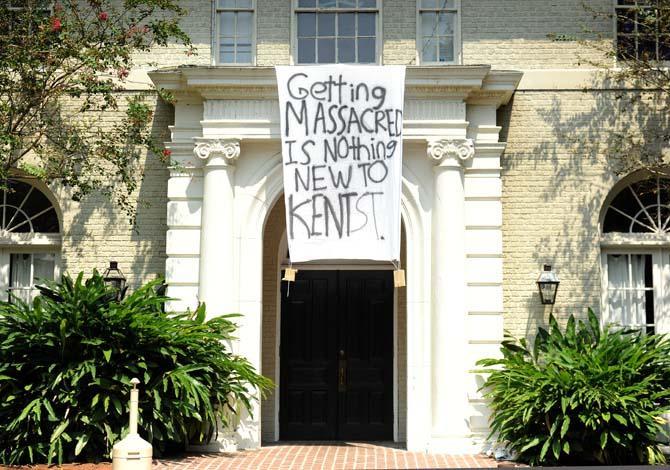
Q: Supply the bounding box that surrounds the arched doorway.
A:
[260,195,407,443]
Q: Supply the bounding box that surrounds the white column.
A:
[194,138,240,318]
[427,138,475,450]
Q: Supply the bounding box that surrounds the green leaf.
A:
[49,420,69,443]
[103,349,112,363]
[519,437,541,453]
[600,432,608,449]
[563,441,570,455]
[613,413,627,425]
[74,434,89,456]
[560,415,570,438]
[540,438,551,461]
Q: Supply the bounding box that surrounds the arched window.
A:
[0,179,61,303]
[601,175,670,334]
[603,176,670,235]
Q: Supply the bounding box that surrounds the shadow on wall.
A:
[499,79,670,339]
[59,97,173,290]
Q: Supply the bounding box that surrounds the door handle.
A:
[338,350,346,392]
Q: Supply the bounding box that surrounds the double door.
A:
[279,270,394,441]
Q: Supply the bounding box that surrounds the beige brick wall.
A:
[499,90,651,338]
[53,94,170,289]
[462,0,613,69]
[260,198,407,442]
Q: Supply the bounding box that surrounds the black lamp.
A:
[103,261,127,300]
[537,264,559,305]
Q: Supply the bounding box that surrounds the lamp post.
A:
[103,261,127,301]
[537,264,560,305]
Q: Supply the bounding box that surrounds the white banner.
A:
[276,65,405,263]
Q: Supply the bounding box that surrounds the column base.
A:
[187,413,261,452]
[426,435,485,454]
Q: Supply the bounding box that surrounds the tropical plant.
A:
[0,273,272,465]
[477,309,670,465]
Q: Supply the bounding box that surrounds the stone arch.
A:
[240,154,429,445]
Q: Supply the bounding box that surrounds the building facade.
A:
[8,0,670,454]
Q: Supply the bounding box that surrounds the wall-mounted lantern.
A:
[537,264,559,305]
[103,261,127,301]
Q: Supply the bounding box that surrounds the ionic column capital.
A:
[194,138,241,167]
[427,138,475,167]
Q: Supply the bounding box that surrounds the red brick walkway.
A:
[155,442,503,469]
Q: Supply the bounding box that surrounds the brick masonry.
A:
[156,443,501,469]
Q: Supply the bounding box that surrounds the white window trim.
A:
[212,0,257,66]
[416,0,462,65]
[0,248,61,303]
[290,0,383,65]
[600,245,670,334]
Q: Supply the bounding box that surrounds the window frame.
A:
[613,0,670,63]
[0,248,61,303]
[600,247,670,334]
[416,0,462,65]
[212,0,257,66]
[290,0,383,65]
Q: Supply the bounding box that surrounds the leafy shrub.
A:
[0,273,272,465]
[477,309,670,465]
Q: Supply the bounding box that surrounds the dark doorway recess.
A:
[279,270,394,441]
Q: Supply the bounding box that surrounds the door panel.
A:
[279,270,394,441]
[337,271,394,440]
[280,271,338,440]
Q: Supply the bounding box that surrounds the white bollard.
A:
[112,378,153,470]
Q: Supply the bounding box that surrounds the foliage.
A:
[0,0,192,223]
[477,309,670,465]
[0,273,272,465]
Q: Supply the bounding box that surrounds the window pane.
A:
[298,13,316,37]
[299,0,316,6]
[237,42,252,63]
[638,35,657,59]
[357,37,375,62]
[638,8,657,35]
[220,12,235,35]
[339,0,356,7]
[339,13,355,37]
[359,0,376,6]
[660,35,670,59]
[617,9,636,34]
[421,12,437,37]
[218,0,236,7]
[338,38,356,62]
[439,36,454,61]
[220,40,235,63]
[319,0,336,7]
[318,38,336,62]
[236,0,252,7]
[237,11,252,38]
[33,253,54,283]
[10,254,31,289]
[318,13,335,36]
[299,38,316,63]
[617,35,636,59]
[422,36,438,62]
[358,13,376,36]
[422,0,456,8]
[438,12,455,35]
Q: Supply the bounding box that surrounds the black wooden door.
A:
[280,270,393,441]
